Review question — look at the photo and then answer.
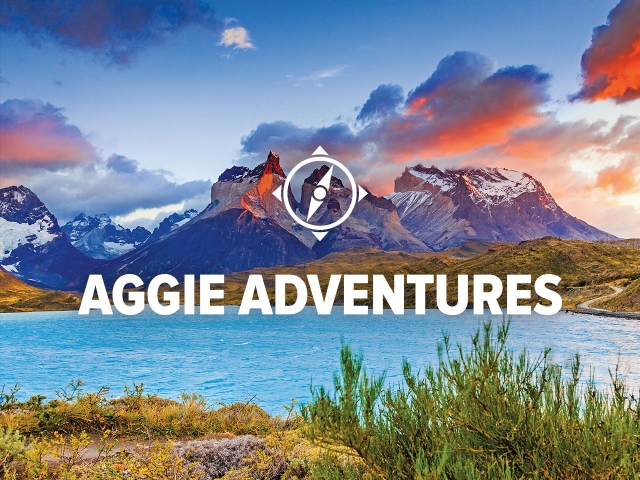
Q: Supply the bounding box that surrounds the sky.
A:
[1,0,639,237]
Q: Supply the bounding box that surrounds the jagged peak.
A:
[218,151,286,183]
[264,151,286,177]
[0,184,58,227]
[0,185,40,204]
[303,164,345,188]
[411,164,443,175]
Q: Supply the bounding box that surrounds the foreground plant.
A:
[302,320,640,479]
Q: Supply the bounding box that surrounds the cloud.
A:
[572,0,640,103]
[217,26,255,50]
[240,121,361,169]
[24,154,211,221]
[0,98,96,170]
[299,66,346,82]
[356,84,404,123]
[242,51,552,163]
[594,158,640,193]
[393,53,550,158]
[0,0,222,66]
[1,97,211,220]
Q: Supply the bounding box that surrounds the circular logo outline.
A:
[283,156,357,231]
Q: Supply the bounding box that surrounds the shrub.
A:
[302,320,640,478]
[174,435,264,478]
[0,427,25,470]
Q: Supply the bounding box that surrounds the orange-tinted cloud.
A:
[573,0,640,103]
[241,51,552,166]
[594,158,640,193]
[0,99,96,170]
[388,52,550,159]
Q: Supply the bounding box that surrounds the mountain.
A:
[92,151,433,286]
[0,186,100,289]
[311,188,432,257]
[144,209,198,244]
[61,214,150,260]
[295,165,431,256]
[93,152,316,286]
[387,165,616,250]
[0,268,80,312]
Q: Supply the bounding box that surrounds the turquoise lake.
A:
[1,308,639,413]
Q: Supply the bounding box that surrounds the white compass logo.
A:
[271,146,369,241]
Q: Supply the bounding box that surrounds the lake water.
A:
[1,308,639,414]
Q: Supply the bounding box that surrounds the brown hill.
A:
[0,268,80,313]
[198,237,640,311]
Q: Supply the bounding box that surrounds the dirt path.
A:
[577,285,624,311]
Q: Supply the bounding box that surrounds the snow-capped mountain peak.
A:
[407,165,542,198]
[0,186,61,261]
[61,214,150,260]
[1,185,99,288]
[388,164,613,250]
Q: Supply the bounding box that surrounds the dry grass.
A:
[0,383,357,479]
[595,278,640,312]
[0,269,80,313]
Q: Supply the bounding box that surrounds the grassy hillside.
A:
[408,237,640,309]
[603,238,640,249]
[596,278,640,311]
[169,242,502,306]
[0,269,81,313]
[172,237,640,311]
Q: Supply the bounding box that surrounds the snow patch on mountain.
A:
[144,209,198,244]
[388,164,614,250]
[61,214,150,260]
[0,218,58,260]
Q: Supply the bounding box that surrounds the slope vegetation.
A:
[596,278,640,312]
[202,238,640,311]
[0,268,81,313]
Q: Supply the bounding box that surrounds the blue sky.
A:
[1,0,639,236]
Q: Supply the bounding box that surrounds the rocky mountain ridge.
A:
[0,155,620,291]
[387,164,616,250]
[61,214,151,260]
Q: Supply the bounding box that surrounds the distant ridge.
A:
[62,213,150,260]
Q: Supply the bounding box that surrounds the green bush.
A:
[0,427,25,470]
[302,320,640,479]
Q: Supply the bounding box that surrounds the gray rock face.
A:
[387,165,617,250]
[145,209,198,244]
[299,165,345,217]
[313,189,432,257]
[62,214,151,260]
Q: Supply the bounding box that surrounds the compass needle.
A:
[307,166,334,220]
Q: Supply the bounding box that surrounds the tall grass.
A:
[302,320,640,479]
[0,381,283,438]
